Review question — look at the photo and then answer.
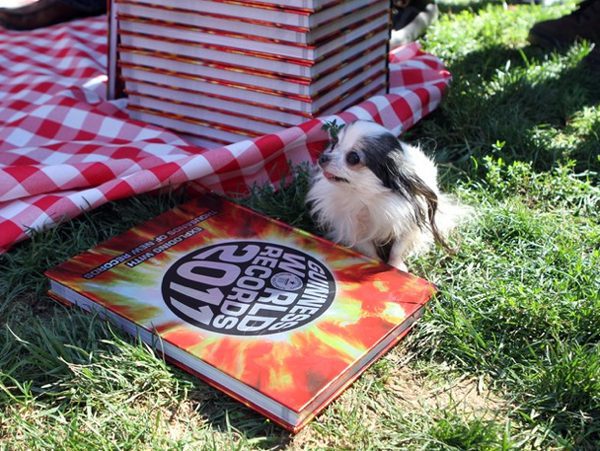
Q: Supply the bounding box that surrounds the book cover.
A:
[45,194,435,432]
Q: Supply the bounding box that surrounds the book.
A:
[125,72,387,139]
[116,1,387,45]
[118,49,387,98]
[190,0,341,13]
[121,64,387,116]
[124,79,316,125]
[106,0,386,99]
[127,95,285,136]
[127,94,290,135]
[117,12,389,61]
[45,193,436,432]
[117,0,377,28]
[125,72,387,147]
[107,0,391,144]
[126,107,261,145]
[117,26,389,79]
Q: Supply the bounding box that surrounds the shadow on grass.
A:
[410,43,600,176]
[571,113,600,170]
[183,379,294,447]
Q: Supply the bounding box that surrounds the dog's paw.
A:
[388,256,408,272]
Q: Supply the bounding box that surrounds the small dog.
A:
[306,120,463,271]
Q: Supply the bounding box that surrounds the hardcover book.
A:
[246,0,339,11]
[125,70,386,147]
[124,79,317,125]
[235,0,340,10]
[116,1,387,45]
[45,194,436,432]
[117,12,389,61]
[117,26,389,79]
[120,62,386,114]
[118,44,386,97]
[116,0,375,28]
[122,56,387,123]
[107,0,391,144]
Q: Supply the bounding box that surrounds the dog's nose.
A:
[318,153,330,165]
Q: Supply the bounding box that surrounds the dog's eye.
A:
[346,151,360,166]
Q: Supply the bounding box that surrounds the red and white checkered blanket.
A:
[0,16,451,254]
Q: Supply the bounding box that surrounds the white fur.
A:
[306,120,465,271]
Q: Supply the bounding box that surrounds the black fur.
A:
[374,238,395,263]
[360,134,406,191]
[359,133,453,253]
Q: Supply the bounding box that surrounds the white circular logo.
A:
[162,241,336,336]
[271,272,303,291]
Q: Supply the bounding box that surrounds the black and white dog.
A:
[307,120,465,271]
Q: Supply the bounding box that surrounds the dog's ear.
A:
[361,134,405,189]
[363,135,454,254]
[397,167,453,251]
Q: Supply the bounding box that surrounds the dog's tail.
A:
[430,193,472,254]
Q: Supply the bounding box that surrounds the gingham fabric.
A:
[0,16,451,254]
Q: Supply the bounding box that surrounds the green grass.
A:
[1,1,599,449]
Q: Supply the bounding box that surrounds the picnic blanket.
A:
[0,16,451,254]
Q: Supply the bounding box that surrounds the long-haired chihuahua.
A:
[306,120,466,271]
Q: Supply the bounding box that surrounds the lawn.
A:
[1,1,599,449]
